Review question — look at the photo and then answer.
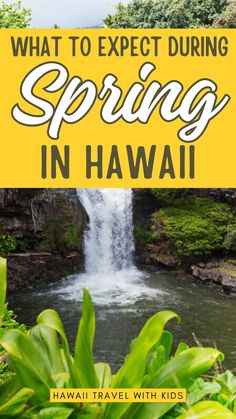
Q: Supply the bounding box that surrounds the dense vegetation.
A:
[150,195,235,257]
[0,258,236,418]
[214,0,236,27]
[104,0,230,28]
[0,303,26,385]
[0,0,31,28]
[0,234,17,255]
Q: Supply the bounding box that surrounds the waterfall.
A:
[77,188,135,274]
[53,188,162,306]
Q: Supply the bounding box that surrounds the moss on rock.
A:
[38,194,84,255]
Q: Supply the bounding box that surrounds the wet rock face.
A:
[7,253,82,294]
[0,188,87,242]
[138,243,181,269]
[0,189,87,293]
[191,260,236,294]
[0,189,45,238]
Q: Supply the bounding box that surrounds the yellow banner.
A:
[0,29,235,187]
[50,388,186,403]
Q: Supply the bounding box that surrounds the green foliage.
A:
[0,258,226,418]
[214,0,236,27]
[1,259,236,418]
[177,401,236,418]
[0,258,6,328]
[152,197,234,256]
[0,303,26,385]
[167,370,236,417]
[0,235,16,255]
[39,195,83,255]
[104,0,228,28]
[0,0,31,28]
[15,238,32,253]
[151,189,181,206]
[0,259,26,384]
[134,224,153,246]
[224,224,236,252]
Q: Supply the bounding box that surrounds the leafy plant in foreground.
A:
[0,259,26,384]
[0,257,235,418]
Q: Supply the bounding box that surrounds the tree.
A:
[0,0,31,28]
[104,0,228,28]
[214,0,236,27]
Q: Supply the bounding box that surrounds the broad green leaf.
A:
[148,346,165,376]
[74,289,98,388]
[177,401,236,418]
[37,309,80,387]
[123,347,223,419]
[29,325,65,376]
[23,405,101,419]
[95,363,112,388]
[147,331,174,378]
[38,407,74,419]
[0,387,33,417]
[215,370,236,396]
[187,381,221,406]
[103,310,179,419]
[175,342,189,357]
[0,377,22,405]
[72,405,102,418]
[0,258,6,327]
[0,329,54,403]
[157,331,173,359]
[52,373,70,388]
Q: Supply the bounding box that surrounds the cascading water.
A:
[78,188,135,274]
[53,188,164,305]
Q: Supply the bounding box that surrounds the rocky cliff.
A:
[0,189,87,292]
[133,188,236,294]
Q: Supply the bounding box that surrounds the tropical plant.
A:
[0,259,26,384]
[0,258,235,418]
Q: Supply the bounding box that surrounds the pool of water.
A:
[9,268,236,372]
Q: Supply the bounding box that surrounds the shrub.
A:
[0,259,26,384]
[223,224,236,252]
[0,235,16,255]
[134,224,154,246]
[151,189,182,206]
[0,304,26,385]
[151,197,234,256]
[15,238,33,253]
[104,0,228,28]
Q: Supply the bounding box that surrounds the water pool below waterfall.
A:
[8,188,236,372]
[9,269,236,372]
